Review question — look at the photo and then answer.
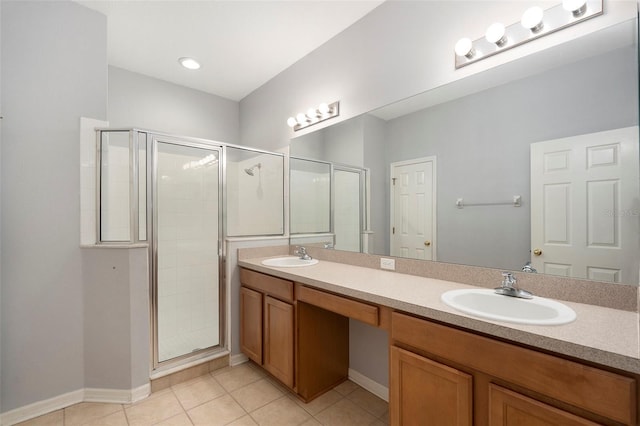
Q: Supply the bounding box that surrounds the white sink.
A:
[261,256,319,268]
[441,289,576,325]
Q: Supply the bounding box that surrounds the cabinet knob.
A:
[533,248,542,256]
[424,241,431,246]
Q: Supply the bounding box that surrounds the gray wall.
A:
[83,248,149,390]
[362,115,387,256]
[385,45,638,271]
[108,66,240,143]
[1,0,107,411]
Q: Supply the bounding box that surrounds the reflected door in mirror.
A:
[530,126,640,284]
[391,157,436,260]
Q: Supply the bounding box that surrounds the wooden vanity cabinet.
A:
[390,345,472,426]
[239,268,350,398]
[390,311,637,426]
[240,268,295,388]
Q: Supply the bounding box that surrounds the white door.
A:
[530,126,639,284]
[391,157,436,260]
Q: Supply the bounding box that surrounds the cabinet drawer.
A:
[391,312,636,425]
[240,268,294,302]
[489,384,598,425]
[297,285,379,326]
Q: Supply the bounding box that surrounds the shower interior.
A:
[97,129,285,373]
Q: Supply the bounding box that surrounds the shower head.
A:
[244,163,261,176]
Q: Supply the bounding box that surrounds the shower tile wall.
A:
[334,170,361,252]
[157,147,219,362]
[227,154,284,237]
[290,169,330,233]
[100,133,131,241]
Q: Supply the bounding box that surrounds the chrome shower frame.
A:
[95,128,287,375]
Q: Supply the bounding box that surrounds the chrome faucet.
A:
[294,246,312,260]
[522,261,537,273]
[495,272,533,299]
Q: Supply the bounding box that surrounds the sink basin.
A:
[441,289,576,325]
[261,256,319,268]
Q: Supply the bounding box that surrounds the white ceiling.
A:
[77,0,384,101]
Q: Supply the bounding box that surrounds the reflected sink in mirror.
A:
[441,289,576,325]
[261,256,319,267]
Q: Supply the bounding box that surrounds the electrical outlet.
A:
[380,258,395,270]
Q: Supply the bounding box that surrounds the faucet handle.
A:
[501,272,516,287]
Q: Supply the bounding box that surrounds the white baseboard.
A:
[348,368,389,402]
[0,389,84,426]
[1,384,151,426]
[230,353,249,366]
[84,383,150,404]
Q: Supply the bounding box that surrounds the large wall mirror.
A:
[289,17,640,286]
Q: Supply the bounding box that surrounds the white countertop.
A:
[239,256,640,374]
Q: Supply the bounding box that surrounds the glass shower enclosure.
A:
[98,129,224,371]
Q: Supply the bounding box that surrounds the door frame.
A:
[390,156,437,260]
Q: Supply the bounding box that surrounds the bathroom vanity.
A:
[238,257,639,425]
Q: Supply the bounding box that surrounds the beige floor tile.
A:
[64,402,123,426]
[346,388,388,418]
[299,419,322,426]
[187,394,246,426]
[230,379,284,413]
[172,375,226,410]
[370,420,386,426]
[293,389,343,416]
[249,396,311,426]
[125,390,184,426]
[226,415,258,426]
[332,380,359,396]
[15,410,64,426]
[214,364,265,393]
[80,410,128,426]
[154,412,193,426]
[314,398,377,426]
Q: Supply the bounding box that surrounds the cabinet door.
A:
[489,384,599,426]
[240,286,263,364]
[264,295,295,388]
[390,346,472,426]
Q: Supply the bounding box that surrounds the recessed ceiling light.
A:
[178,57,201,70]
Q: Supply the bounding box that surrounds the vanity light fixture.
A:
[178,57,201,70]
[455,0,602,69]
[287,101,340,132]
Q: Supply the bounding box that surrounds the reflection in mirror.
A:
[290,18,640,285]
[290,157,368,253]
[226,146,284,236]
[290,158,331,234]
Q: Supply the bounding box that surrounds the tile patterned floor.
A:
[17,363,389,426]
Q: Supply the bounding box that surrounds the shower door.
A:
[152,138,223,366]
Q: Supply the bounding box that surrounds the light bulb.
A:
[307,108,318,119]
[454,38,474,58]
[486,23,507,46]
[563,0,587,17]
[287,117,297,128]
[318,103,330,114]
[296,113,308,125]
[521,6,544,32]
[178,57,201,70]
